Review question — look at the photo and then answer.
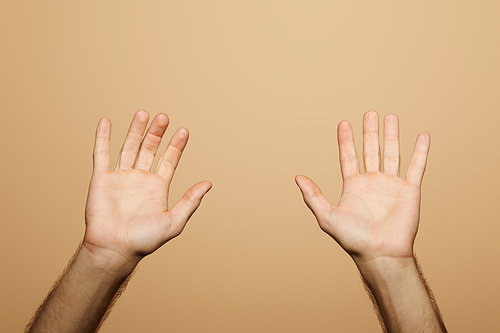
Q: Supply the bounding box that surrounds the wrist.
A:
[80,241,141,278]
[353,255,419,290]
[354,254,416,269]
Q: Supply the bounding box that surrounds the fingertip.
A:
[337,120,351,131]
[203,180,213,191]
[295,174,311,186]
[364,110,379,119]
[98,117,110,129]
[193,180,213,195]
[420,131,431,141]
[135,109,150,121]
[337,120,356,143]
[155,113,170,126]
[384,113,399,122]
[416,132,431,149]
[295,175,319,198]
[177,127,190,139]
[97,118,111,137]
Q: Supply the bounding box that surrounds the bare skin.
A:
[26,110,212,333]
[295,111,447,332]
[26,109,446,332]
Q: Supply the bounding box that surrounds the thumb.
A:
[295,175,332,224]
[168,181,212,236]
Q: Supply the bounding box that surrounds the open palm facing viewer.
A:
[84,110,212,270]
[26,110,211,333]
[296,111,447,332]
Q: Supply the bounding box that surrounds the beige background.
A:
[1,1,499,332]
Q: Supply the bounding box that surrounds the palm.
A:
[297,111,430,261]
[83,111,212,263]
[85,170,172,258]
[328,173,420,259]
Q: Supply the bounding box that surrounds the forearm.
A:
[26,243,138,333]
[355,256,446,333]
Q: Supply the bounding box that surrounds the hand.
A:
[296,111,430,264]
[83,110,212,270]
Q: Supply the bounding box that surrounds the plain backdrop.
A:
[1,1,499,332]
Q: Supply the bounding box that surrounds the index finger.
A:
[92,117,111,172]
[405,132,431,187]
[337,120,360,179]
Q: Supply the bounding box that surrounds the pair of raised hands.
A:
[84,110,429,271]
[27,110,446,333]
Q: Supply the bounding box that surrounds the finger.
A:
[337,120,360,179]
[167,181,212,236]
[383,113,400,176]
[155,128,189,184]
[93,117,111,172]
[295,175,332,224]
[135,113,170,171]
[363,110,381,173]
[405,132,431,187]
[116,110,150,170]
